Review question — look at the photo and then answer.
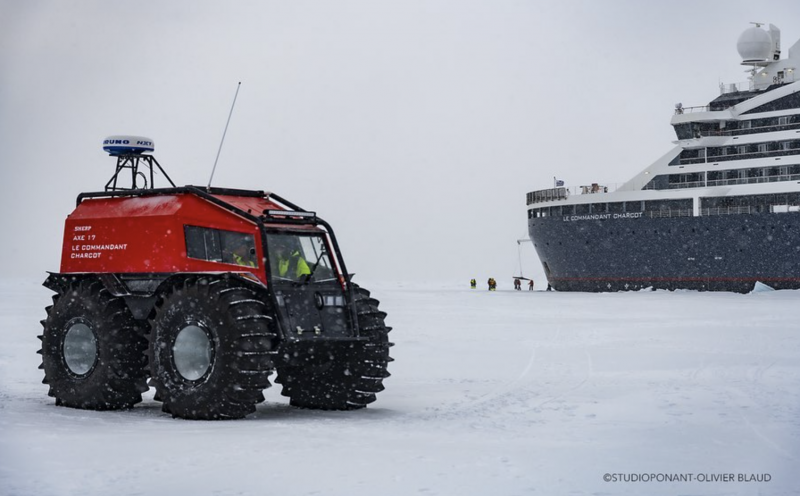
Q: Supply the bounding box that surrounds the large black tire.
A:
[38,278,149,410]
[148,276,276,420]
[275,284,393,410]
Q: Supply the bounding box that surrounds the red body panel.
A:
[60,193,288,285]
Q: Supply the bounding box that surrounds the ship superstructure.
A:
[527,23,800,292]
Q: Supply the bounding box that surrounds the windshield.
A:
[265,232,336,283]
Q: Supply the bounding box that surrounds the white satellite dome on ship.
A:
[737,24,780,66]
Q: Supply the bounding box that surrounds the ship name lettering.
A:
[563,212,643,222]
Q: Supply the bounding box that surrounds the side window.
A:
[184,226,258,267]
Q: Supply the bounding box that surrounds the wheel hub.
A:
[63,322,97,376]
[173,325,213,381]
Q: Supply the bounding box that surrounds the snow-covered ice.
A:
[1,278,799,496]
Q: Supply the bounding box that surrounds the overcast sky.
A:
[1,0,798,286]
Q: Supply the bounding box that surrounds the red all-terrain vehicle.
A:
[38,137,392,419]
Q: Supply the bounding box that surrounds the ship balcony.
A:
[643,166,800,191]
[526,187,569,205]
[526,184,620,205]
[678,142,800,166]
[701,121,800,138]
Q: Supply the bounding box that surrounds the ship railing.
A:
[645,209,693,218]
[527,184,629,205]
[701,121,800,137]
[665,180,706,190]
[701,206,752,216]
[674,105,710,114]
[701,205,800,216]
[719,81,751,95]
[706,173,800,187]
[526,187,569,205]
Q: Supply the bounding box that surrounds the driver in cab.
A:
[273,243,311,280]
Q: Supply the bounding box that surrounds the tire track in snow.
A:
[724,358,799,462]
[532,349,593,411]
[418,325,595,425]
[415,342,539,423]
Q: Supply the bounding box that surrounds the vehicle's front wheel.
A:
[148,277,277,420]
[39,278,148,410]
[275,284,392,410]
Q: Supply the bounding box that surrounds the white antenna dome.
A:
[737,25,772,64]
[102,136,155,156]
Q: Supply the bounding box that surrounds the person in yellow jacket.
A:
[274,244,311,280]
[232,243,256,267]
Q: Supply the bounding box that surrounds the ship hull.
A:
[529,213,800,293]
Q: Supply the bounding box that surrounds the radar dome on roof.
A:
[737,26,772,63]
[102,136,155,156]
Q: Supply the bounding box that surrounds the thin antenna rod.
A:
[208,81,241,190]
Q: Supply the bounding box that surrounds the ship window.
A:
[562,205,575,215]
[778,116,790,126]
[607,202,624,213]
[736,146,747,155]
[725,170,741,180]
[184,226,258,267]
[575,204,590,215]
[646,199,692,212]
[757,143,768,153]
[740,121,752,130]
[624,201,642,212]
[591,203,607,214]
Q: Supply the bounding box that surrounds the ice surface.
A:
[1,278,799,495]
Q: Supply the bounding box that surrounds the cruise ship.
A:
[527,23,800,293]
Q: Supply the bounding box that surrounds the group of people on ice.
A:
[470,277,533,291]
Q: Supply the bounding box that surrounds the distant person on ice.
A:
[514,278,521,290]
[470,278,476,289]
[488,278,496,291]
[528,279,534,291]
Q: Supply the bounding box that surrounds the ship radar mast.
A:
[102,135,175,191]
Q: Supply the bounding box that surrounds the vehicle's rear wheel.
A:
[39,278,149,410]
[148,276,277,420]
[275,284,392,410]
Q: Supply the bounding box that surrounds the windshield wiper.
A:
[300,249,328,285]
